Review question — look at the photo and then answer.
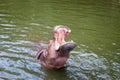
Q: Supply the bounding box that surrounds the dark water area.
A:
[0,0,120,80]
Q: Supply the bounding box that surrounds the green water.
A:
[0,0,120,80]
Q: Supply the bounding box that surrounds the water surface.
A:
[0,0,120,80]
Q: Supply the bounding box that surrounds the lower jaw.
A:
[55,40,74,50]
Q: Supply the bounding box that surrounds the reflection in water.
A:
[0,0,120,80]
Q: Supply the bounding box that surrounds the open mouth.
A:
[54,33,74,50]
[53,26,73,51]
[54,36,76,55]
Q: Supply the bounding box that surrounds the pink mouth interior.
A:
[54,31,66,50]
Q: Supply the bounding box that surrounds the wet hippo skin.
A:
[36,25,76,69]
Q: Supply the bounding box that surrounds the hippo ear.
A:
[58,42,76,54]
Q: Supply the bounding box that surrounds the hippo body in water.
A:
[36,25,76,69]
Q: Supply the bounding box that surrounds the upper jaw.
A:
[53,28,71,50]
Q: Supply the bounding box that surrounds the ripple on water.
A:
[0,40,34,45]
[0,24,16,27]
[0,40,46,80]
[0,58,44,80]
[0,35,10,39]
[67,52,111,80]
[0,52,44,80]
[110,61,120,79]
